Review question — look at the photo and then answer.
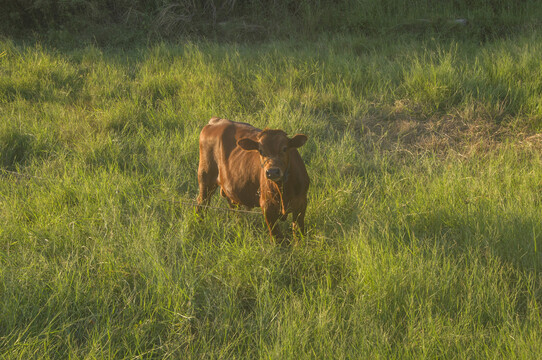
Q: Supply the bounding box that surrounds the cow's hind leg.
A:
[196,153,218,217]
[221,188,238,209]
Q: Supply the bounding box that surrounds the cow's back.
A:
[200,118,259,159]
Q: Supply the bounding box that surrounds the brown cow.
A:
[197,117,309,240]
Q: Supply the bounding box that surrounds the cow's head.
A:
[237,129,307,182]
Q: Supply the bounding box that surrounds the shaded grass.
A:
[5,0,542,44]
[1,33,541,358]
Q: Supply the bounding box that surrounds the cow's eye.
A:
[258,149,263,155]
[282,147,288,153]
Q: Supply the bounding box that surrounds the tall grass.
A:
[4,0,542,42]
[1,30,541,358]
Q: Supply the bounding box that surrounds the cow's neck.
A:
[260,161,291,214]
[282,167,289,183]
[263,178,286,215]
[266,169,294,212]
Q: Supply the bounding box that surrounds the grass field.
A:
[1,27,542,358]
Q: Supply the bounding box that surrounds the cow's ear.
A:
[288,134,307,149]
[237,138,260,151]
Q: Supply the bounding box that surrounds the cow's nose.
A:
[265,168,281,180]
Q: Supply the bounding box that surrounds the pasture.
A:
[1,13,542,359]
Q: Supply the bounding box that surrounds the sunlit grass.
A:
[0,33,541,358]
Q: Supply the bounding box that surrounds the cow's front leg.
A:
[262,203,283,241]
[292,204,306,241]
[287,197,307,241]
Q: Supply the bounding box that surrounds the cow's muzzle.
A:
[265,168,282,181]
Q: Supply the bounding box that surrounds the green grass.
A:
[1,31,542,358]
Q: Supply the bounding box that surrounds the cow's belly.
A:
[217,176,260,208]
